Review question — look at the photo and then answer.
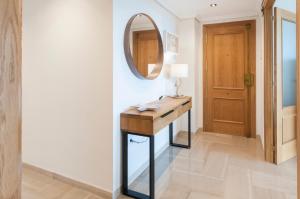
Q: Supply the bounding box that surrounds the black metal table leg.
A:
[169,109,192,149]
[122,132,155,199]
[188,109,191,148]
[149,136,155,199]
[122,132,128,194]
[169,122,173,145]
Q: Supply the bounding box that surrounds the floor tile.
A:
[187,192,223,199]
[224,165,251,199]
[252,186,286,199]
[22,132,296,199]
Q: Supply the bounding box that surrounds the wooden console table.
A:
[120,96,192,199]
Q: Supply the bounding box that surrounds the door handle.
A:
[161,110,174,118]
[244,73,254,87]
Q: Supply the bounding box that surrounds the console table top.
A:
[120,96,192,120]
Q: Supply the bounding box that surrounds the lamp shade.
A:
[170,64,189,78]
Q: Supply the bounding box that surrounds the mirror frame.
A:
[124,13,164,80]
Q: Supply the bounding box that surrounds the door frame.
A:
[262,0,276,163]
[263,0,299,164]
[296,1,300,199]
[0,0,22,198]
[203,20,257,138]
[264,0,299,197]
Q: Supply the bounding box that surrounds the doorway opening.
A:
[203,20,256,138]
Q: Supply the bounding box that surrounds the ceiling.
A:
[155,0,262,21]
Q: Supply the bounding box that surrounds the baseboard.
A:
[256,134,264,149]
[128,142,169,184]
[178,128,203,135]
[127,129,203,185]
[23,163,112,199]
[112,142,169,199]
[196,128,203,134]
[113,128,204,199]
[113,187,121,199]
[114,129,202,199]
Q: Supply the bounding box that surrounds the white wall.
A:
[177,19,201,132]
[113,0,179,195]
[256,16,265,144]
[23,0,113,193]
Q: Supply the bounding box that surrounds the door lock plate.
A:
[244,73,254,87]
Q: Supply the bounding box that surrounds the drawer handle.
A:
[182,101,190,106]
[161,110,174,118]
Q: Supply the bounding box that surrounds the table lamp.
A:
[170,64,189,97]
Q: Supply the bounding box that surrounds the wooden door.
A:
[0,0,22,198]
[274,8,297,164]
[204,21,256,137]
[133,30,159,77]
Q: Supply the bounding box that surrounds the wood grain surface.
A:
[203,20,256,137]
[297,1,300,199]
[121,96,192,135]
[0,0,22,198]
[263,0,275,163]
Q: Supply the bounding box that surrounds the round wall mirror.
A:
[124,13,164,80]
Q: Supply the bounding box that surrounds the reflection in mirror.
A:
[124,14,163,80]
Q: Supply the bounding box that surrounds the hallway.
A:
[119,132,296,199]
[22,132,296,199]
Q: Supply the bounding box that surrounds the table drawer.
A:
[153,100,192,133]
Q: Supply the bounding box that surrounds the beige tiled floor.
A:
[120,132,297,199]
[22,132,297,199]
[22,167,106,199]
